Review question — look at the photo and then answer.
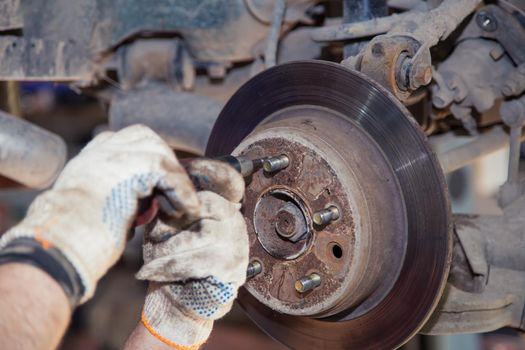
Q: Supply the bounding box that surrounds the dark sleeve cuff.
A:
[0,237,84,307]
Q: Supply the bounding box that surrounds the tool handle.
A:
[134,155,254,227]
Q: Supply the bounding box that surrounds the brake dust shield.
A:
[206,61,451,350]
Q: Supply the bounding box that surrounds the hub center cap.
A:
[254,187,310,259]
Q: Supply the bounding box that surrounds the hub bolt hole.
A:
[331,243,343,259]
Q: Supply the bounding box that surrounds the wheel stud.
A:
[313,205,340,225]
[247,261,262,278]
[295,273,321,293]
[263,154,289,173]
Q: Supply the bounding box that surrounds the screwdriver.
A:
[210,155,264,178]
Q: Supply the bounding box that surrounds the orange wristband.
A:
[141,311,206,350]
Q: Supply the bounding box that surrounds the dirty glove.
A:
[137,159,248,350]
[0,125,199,305]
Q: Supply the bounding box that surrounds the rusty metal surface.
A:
[233,108,408,320]
[386,0,481,47]
[423,199,525,334]
[0,0,318,80]
[253,185,312,259]
[206,61,452,349]
[311,12,411,42]
[109,84,222,155]
[427,3,524,135]
[357,36,418,101]
[432,38,515,135]
[342,0,481,101]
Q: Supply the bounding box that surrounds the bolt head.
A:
[275,209,297,237]
[410,63,432,89]
[476,11,497,32]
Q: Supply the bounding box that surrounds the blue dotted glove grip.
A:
[170,276,236,319]
[102,172,161,246]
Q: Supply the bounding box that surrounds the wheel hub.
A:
[206,61,451,349]
[234,108,407,318]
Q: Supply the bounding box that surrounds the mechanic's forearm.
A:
[0,263,71,350]
[123,322,174,350]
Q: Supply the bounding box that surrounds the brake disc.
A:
[206,61,452,350]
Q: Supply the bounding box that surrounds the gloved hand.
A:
[137,159,248,350]
[0,125,200,304]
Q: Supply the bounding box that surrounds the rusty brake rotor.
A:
[206,61,452,350]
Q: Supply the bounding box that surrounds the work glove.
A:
[0,125,199,304]
[137,159,248,350]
